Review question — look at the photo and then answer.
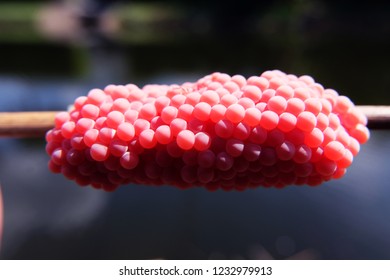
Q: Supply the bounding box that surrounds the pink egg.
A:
[76,118,95,134]
[243,143,261,162]
[298,75,314,85]
[176,130,195,150]
[335,128,351,147]
[259,147,277,166]
[323,127,336,145]
[170,94,186,107]
[87,89,106,106]
[334,96,353,114]
[169,118,187,136]
[261,89,275,103]
[90,143,109,161]
[210,104,227,123]
[220,94,238,107]
[310,146,324,163]
[231,74,246,88]
[316,113,330,131]
[83,128,99,147]
[265,129,285,147]
[294,163,313,177]
[139,103,157,121]
[71,135,86,150]
[225,104,245,124]
[237,97,255,109]
[61,121,76,139]
[249,126,267,144]
[247,76,269,91]
[193,102,212,121]
[297,111,317,132]
[233,122,251,140]
[226,139,245,157]
[178,104,194,121]
[268,96,287,115]
[161,106,178,124]
[242,85,262,102]
[278,112,296,132]
[194,132,211,151]
[66,149,85,166]
[315,158,337,176]
[275,141,295,161]
[200,90,220,105]
[215,120,234,138]
[294,88,311,100]
[124,109,138,124]
[99,102,113,117]
[207,81,222,90]
[304,98,322,116]
[269,77,285,90]
[155,125,173,144]
[215,152,234,171]
[293,144,312,163]
[324,141,346,161]
[348,137,360,156]
[106,111,124,129]
[116,123,135,142]
[198,150,216,168]
[259,111,279,130]
[74,96,88,110]
[112,98,131,113]
[337,149,353,168]
[51,148,65,165]
[329,113,341,130]
[349,124,370,144]
[54,112,70,129]
[276,85,294,99]
[109,139,128,157]
[286,98,305,116]
[98,127,116,144]
[133,119,150,136]
[243,108,261,127]
[185,92,201,106]
[304,128,324,148]
[154,96,171,113]
[120,152,139,170]
[139,129,157,149]
[111,85,131,99]
[223,81,240,93]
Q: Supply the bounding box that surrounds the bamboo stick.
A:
[0,111,57,137]
[0,106,389,138]
[356,106,390,129]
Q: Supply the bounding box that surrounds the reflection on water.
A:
[0,139,108,258]
[0,119,390,259]
[0,185,3,248]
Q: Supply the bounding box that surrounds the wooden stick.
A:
[356,106,390,129]
[0,106,389,138]
[0,111,58,138]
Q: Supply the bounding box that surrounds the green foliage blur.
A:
[0,0,389,105]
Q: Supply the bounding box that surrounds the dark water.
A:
[0,92,389,259]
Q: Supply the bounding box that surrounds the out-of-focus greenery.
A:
[0,3,43,42]
[0,1,389,105]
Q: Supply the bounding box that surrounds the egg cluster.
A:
[46,70,369,191]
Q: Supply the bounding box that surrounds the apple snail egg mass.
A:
[45,70,369,191]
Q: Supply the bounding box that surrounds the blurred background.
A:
[0,0,390,259]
